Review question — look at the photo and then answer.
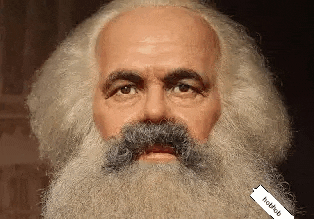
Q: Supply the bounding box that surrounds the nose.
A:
[142,85,169,123]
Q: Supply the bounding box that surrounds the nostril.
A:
[141,118,171,125]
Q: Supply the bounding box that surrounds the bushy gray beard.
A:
[42,122,295,218]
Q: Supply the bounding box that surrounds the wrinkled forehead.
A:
[96,6,220,61]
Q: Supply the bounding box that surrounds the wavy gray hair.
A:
[27,0,291,170]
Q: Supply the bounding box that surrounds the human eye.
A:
[165,79,210,106]
[115,85,138,96]
[172,84,194,93]
[104,83,139,99]
[171,83,202,95]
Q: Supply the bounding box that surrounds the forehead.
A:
[100,7,215,39]
[96,6,219,78]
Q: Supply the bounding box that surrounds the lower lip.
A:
[138,152,177,163]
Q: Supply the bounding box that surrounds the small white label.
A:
[250,185,294,219]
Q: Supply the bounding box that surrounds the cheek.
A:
[93,89,144,139]
[93,110,119,139]
[178,94,221,142]
[194,108,220,141]
[92,90,124,139]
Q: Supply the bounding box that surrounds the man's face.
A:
[42,7,295,218]
[93,7,221,163]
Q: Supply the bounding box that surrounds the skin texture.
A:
[93,7,221,162]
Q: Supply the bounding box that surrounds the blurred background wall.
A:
[0,1,108,218]
[0,0,313,218]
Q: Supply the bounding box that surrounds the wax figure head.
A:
[27,0,296,218]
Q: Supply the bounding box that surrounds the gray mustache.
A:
[103,122,207,173]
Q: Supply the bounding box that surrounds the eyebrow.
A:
[103,70,144,91]
[163,68,209,88]
[163,68,204,83]
[103,68,210,93]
